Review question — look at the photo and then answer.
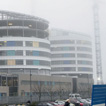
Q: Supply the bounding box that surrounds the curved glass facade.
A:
[50,29,93,78]
[0,11,50,75]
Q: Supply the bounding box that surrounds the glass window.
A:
[15,50,23,56]
[16,60,23,65]
[33,41,39,47]
[7,60,15,65]
[77,54,92,58]
[7,50,15,56]
[0,60,6,65]
[33,60,39,65]
[26,60,33,65]
[52,67,76,71]
[13,77,18,86]
[2,76,6,86]
[7,41,15,46]
[45,81,47,86]
[1,93,7,97]
[77,60,92,65]
[0,51,6,56]
[0,41,6,47]
[26,50,32,56]
[26,41,33,47]
[15,41,23,46]
[39,42,50,49]
[52,82,55,86]
[7,77,13,86]
[51,40,75,44]
[77,47,92,52]
[33,51,39,56]
[78,67,93,71]
[77,40,91,45]
[63,60,75,64]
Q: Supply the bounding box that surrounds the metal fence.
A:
[0,94,68,105]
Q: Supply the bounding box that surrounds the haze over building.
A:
[50,28,93,80]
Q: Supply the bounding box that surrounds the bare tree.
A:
[56,82,64,100]
[32,81,44,102]
[45,84,55,101]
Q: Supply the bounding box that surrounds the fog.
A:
[0,0,106,83]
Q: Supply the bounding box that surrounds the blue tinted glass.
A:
[63,54,70,57]
[63,61,70,64]
[38,81,40,85]
[7,50,15,56]
[52,82,55,86]
[33,60,39,65]
[45,81,47,86]
[7,41,15,46]
[33,51,39,56]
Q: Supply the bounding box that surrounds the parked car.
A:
[79,99,91,106]
[70,103,75,106]
[69,93,81,101]
[50,102,60,106]
[86,98,91,103]
[55,101,65,105]
[37,102,53,106]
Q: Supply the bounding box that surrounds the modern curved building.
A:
[0,11,51,75]
[50,29,93,79]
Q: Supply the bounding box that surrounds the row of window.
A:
[21,80,69,86]
[52,60,76,65]
[51,40,91,45]
[76,40,91,45]
[52,53,92,58]
[0,41,50,49]
[26,41,50,49]
[52,53,75,58]
[52,67,93,71]
[0,50,23,56]
[26,50,50,57]
[0,76,18,86]
[0,60,50,66]
[52,67,76,71]
[51,47,92,52]
[0,50,51,57]
[51,40,75,44]
[77,47,92,52]
[52,60,92,65]
[0,20,47,30]
[51,47,75,51]
[0,68,50,74]
[77,54,92,58]
[26,60,50,66]
[77,60,92,65]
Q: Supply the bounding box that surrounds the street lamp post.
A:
[87,74,90,98]
[30,69,32,103]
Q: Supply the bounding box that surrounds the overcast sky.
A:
[0,0,106,83]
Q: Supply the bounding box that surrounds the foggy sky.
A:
[0,0,106,83]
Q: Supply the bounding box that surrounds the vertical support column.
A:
[30,70,32,103]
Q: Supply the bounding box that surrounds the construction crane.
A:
[93,0,103,84]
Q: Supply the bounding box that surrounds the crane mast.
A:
[93,0,103,84]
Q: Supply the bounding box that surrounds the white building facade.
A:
[0,11,51,75]
[50,29,93,79]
